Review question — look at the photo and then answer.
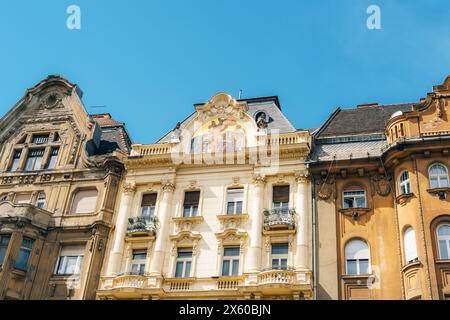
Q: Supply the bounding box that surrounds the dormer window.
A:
[25,149,45,171]
[9,150,22,172]
[32,134,49,144]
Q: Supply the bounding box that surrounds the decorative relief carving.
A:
[196,93,248,123]
[252,174,266,185]
[295,171,310,183]
[39,92,64,110]
[370,175,391,197]
[162,181,175,193]
[316,176,335,200]
[122,182,136,194]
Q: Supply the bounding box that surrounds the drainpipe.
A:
[308,163,318,300]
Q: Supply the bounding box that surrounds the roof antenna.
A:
[238,89,243,99]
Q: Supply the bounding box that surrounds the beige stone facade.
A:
[0,76,130,300]
[97,93,313,300]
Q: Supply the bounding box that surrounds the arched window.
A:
[35,192,46,209]
[70,189,98,214]
[404,227,418,263]
[342,187,366,209]
[429,164,450,189]
[398,171,411,195]
[345,239,370,275]
[437,224,450,260]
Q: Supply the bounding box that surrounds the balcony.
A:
[112,274,148,289]
[126,216,157,237]
[258,268,296,285]
[263,208,295,231]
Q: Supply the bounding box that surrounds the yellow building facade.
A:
[97,93,314,300]
[311,76,450,300]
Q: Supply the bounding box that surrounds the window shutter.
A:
[71,189,98,214]
[141,194,157,207]
[227,188,244,202]
[184,191,200,206]
[15,193,32,204]
[60,245,85,256]
[273,186,289,202]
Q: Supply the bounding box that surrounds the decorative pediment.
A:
[215,229,248,252]
[195,93,248,122]
[169,231,202,256]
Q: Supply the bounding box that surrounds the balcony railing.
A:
[258,269,295,285]
[263,208,295,230]
[127,216,157,236]
[112,274,147,289]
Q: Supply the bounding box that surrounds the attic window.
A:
[32,134,49,144]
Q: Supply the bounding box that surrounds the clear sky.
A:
[1,0,450,143]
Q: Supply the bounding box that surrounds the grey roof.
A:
[317,103,417,137]
[311,102,420,162]
[157,96,296,143]
[310,139,388,162]
[90,114,132,156]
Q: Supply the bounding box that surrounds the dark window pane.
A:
[224,247,240,257]
[185,261,191,277]
[231,260,239,275]
[236,201,243,214]
[222,260,230,276]
[227,202,235,215]
[271,243,288,255]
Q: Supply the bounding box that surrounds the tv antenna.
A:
[238,89,243,99]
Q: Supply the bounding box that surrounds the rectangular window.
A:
[226,188,244,215]
[15,238,34,271]
[14,193,32,204]
[271,243,289,270]
[35,193,46,209]
[0,235,11,266]
[55,245,85,275]
[70,189,98,214]
[272,186,290,212]
[32,134,49,144]
[25,149,44,171]
[346,259,370,275]
[141,194,157,218]
[131,251,147,275]
[10,150,22,172]
[183,191,200,217]
[343,190,366,209]
[222,247,240,276]
[175,250,192,278]
[46,148,59,169]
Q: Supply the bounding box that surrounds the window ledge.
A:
[341,274,375,284]
[338,208,371,220]
[396,193,414,205]
[216,214,249,221]
[11,269,27,278]
[426,188,450,200]
[435,259,450,265]
[172,216,204,223]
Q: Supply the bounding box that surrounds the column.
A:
[149,182,175,276]
[294,171,309,270]
[105,182,136,276]
[247,174,266,273]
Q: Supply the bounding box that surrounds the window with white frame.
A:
[0,235,11,266]
[46,148,59,169]
[226,188,244,215]
[271,243,288,270]
[429,164,450,189]
[272,185,289,212]
[15,238,34,271]
[55,245,85,275]
[9,150,21,172]
[222,247,240,276]
[141,194,157,218]
[398,171,411,195]
[35,193,46,209]
[437,224,450,260]
[343,189,366,209]
[183,191,200,217]
[70,189,98,214]
[175,249,192,278]
[404,227,418,264]
[131,250,147,275]
[25,149,45,171]
[345,239,370,275]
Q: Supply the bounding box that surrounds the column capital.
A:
[252,174,266,185]
[295,171,310,184]
[161,181,176,193]
[122,182,136,194]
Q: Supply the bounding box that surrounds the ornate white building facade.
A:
[97,93,313,299]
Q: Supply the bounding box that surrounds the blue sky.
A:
[1,0,450,143]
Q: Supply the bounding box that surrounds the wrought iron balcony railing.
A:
[263,208,295,230]
[127,216,157,236]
